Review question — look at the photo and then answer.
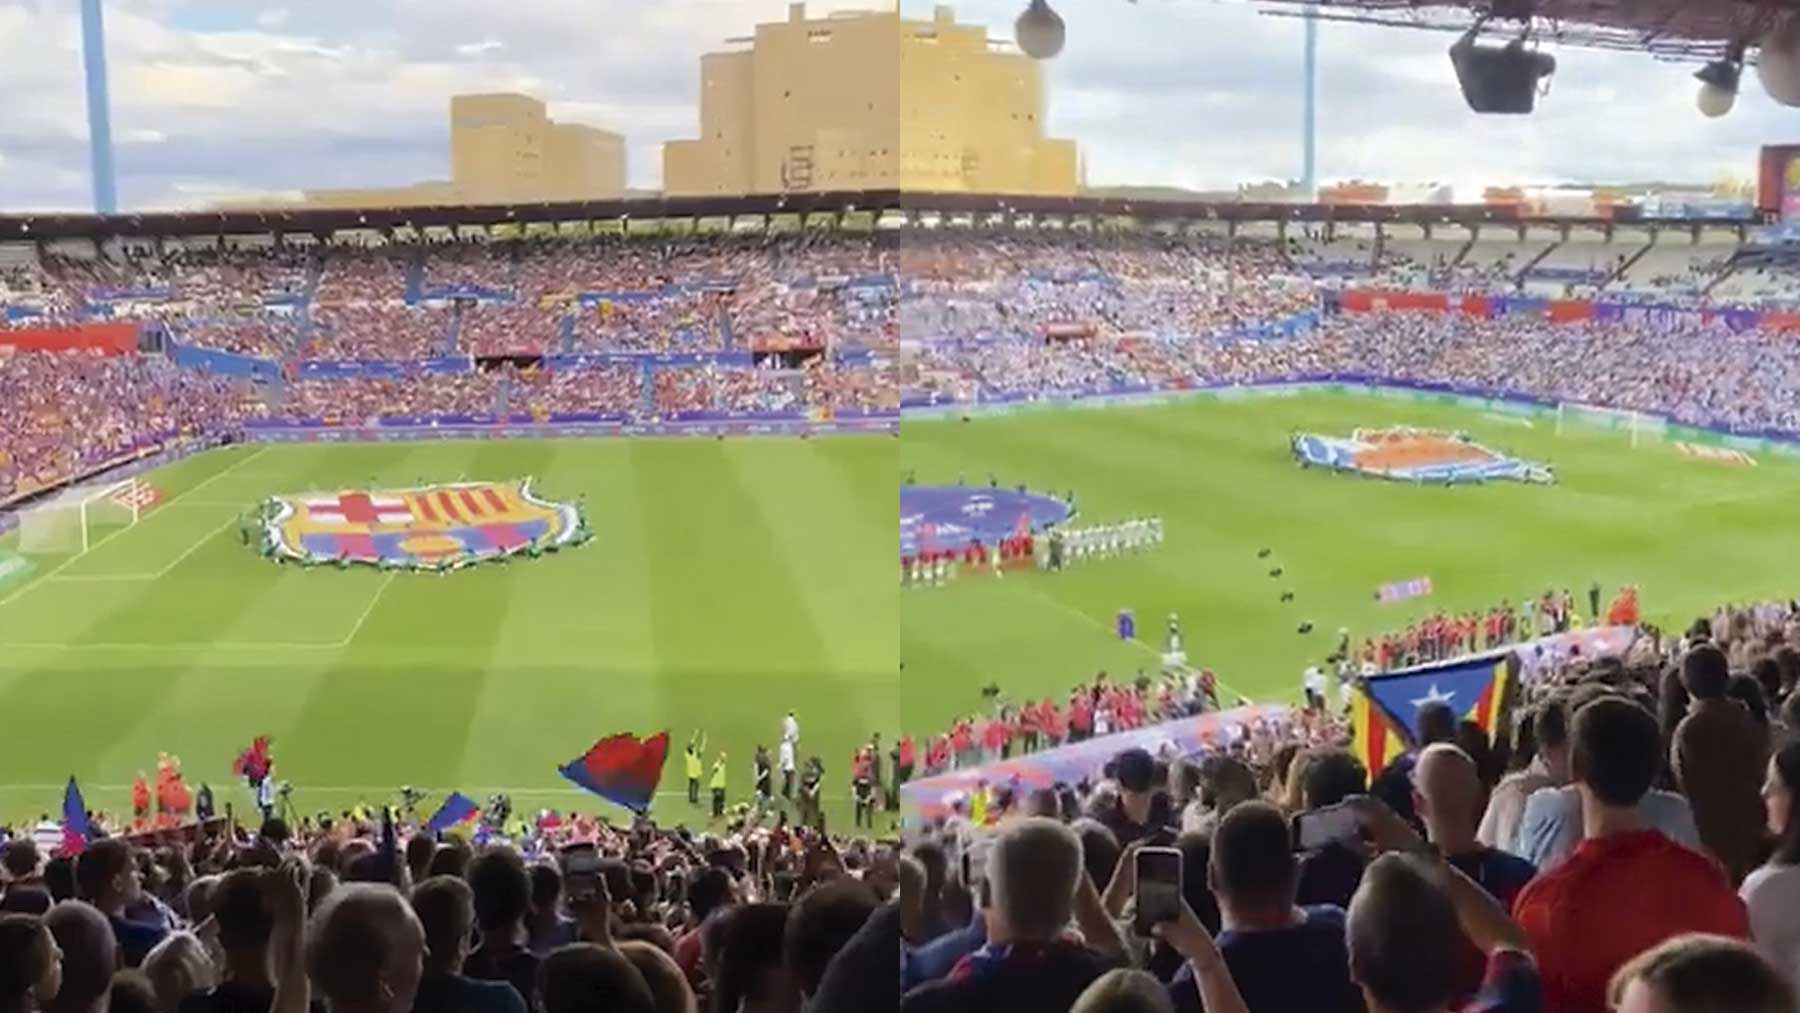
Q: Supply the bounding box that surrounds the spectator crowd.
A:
[900,598,1800,1013]
[0,797,895,1013]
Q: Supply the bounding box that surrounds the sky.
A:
[0,0,1790,211]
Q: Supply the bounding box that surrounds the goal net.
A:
[17,479,143,556]
[1554,403,1667,448]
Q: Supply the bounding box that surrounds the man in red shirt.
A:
[1068,695,1093,742]
[897,734,916,784]
[982,717,1008,763]
[1512,695,1749,1013]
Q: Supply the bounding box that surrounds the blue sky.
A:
[0,0,1788,211]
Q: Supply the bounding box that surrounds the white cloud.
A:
[455,39,504,57]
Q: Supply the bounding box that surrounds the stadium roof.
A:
[0,190,901,242]
[0,189,1755,242]
[1251,0,1794,59]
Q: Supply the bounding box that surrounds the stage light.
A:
[1695,53,1742,118]
[1015,0,1065,60]
[1448,28,1556,114]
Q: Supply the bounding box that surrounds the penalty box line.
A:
[0,447,270,609]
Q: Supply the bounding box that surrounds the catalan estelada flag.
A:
[1351,691,1407,779]
[1354,652,1514,777]
[557,732,671,814]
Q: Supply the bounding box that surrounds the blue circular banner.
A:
[899,485,1072,558]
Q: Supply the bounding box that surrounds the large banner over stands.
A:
[899,703,1292,828]
[0,322,137,355]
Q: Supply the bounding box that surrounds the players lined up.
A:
[901,515,1165,587]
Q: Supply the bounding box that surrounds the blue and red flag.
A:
[1354,652,1514,777]
[425,792,481,834]
[557,732,671,813]
[61,777,89,856]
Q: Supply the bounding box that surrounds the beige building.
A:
[228,93,626,209]
[664,4,1077,197]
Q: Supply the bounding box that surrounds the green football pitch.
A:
[0,437,896,830]
[899,391,1800,738]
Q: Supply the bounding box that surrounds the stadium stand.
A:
[0,806,896,1013]
[897,598,1800,1013]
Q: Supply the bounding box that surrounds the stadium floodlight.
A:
[1758,19,1800,107]
[1695,47,1743,118]
[1015,0,1066,60]
[1448,25,1555,114]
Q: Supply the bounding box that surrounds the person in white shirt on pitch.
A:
[778,737,797,799]
[783,711,800,747]
[1303,664,1326,712]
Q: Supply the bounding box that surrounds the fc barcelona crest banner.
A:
[259,479,589,571]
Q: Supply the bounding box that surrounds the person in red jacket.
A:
[926,734,950,775]
[951,719,975,768]
[1069,695,1093,742]
[897,734,915,784]
[981,716,1008,763]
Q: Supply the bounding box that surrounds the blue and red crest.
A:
[1290,427,1554,485]
[263,479,586,569]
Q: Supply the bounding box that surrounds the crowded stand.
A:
[313,247,413,305]
[898,597,1800,1013]
[511,365,642,419]
[303,304,452,362]
[457,302,569,358]
[0,795,896,1013]
[571,293,725,354]
[166,314,297,360]
[803,362,898,415]
[282,370,505,423]
[652,365,800,417]
[0,352,257,502]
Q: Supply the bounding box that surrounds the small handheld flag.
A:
[61,777,90,856]
[557,732,671,814]
[425,792,481,834]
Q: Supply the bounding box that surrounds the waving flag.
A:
[1354,652,1514,777]
[425,792,481,834]
[61,777,90,856]
[557,732,671,813]
[1350,691,1407,779]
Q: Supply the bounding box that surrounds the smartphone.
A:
[1133,846,1183,937]
[562,842,600,903]
[1292,802,1361,852]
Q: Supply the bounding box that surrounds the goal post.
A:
[16,478,143,556]
[1554,402,1666,449]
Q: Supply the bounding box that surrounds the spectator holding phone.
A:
[901,818,1122,1013]
[1293,749,1371,911]
[1349,796,1542,1013]
[1165,801,1361,1013]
